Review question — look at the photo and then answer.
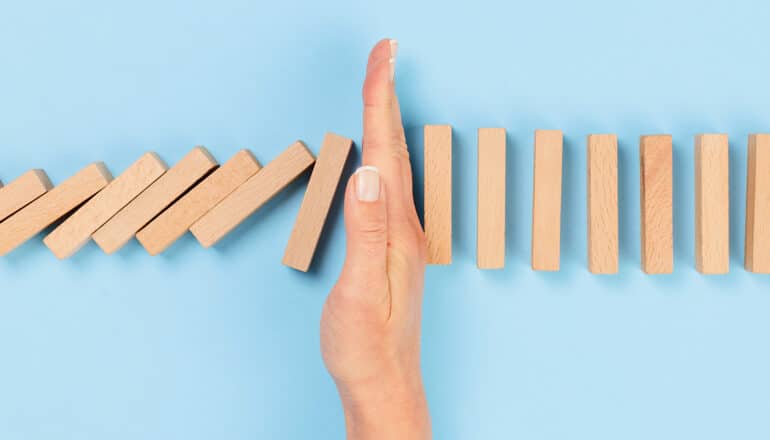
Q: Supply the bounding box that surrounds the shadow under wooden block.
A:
[531,129,563,271]
[0,169,53,222]
[640,135,673,274]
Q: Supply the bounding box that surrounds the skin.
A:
[320,39,431,439]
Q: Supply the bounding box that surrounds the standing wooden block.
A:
[283,133,353,271]
[531,129,563,271]
[43,153,168,259]
[93,147,217,254]
[640,135,673,274]
[424,124,452,265]
[587,134,619,274]
[0,163,112,256]
[477,128,506,269]
[136,150,261,255]
[745,134,770,273]
[190,141,315,247]
[695,134,729,274]
[0,169,53,222]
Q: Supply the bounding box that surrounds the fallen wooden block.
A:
[477,128,506,269]
[640,135,673,274]
[0,169,53,222]
[745,134,770,273]
[93,147,218,254]
[0,163,112,256]
[190,141,315,247]
[283,133,353,271]
[695,134,729,274]
[424,124,453,265]
[587,134,619,274]
[136,150,261,255]
[531,129,563,271]
[43,153,168,259]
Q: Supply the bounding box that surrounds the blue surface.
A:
[1,0,770,438]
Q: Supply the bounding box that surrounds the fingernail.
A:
[389,39,398,82]
[355,166,380,202]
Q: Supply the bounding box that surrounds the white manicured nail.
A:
[355,166,380,202]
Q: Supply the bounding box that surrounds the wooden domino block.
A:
[190,141,315,247]
[745,134,770,273]
[587,134,619,274]
[43,153,168,259]
[695,134,729,274]
[531,129,563,271]
[93,147,217,254]
[424,124,452,265]
[283,133,353,271]
[0,169,53,222]
[0,163,112,256]
[477,128,506,269]
[640,135,673,274]
[136,150,261,255]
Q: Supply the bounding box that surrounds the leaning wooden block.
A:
[695,134,729,274]
[136,150,261,255]
[745,134,770,273]
[587,134,619,274]
[0,163,112,256]
[190,141,315,247]
[424,124,452,265]
[93,147,217,254]
[0,169,53,222]
[283,133,352,271]
[640,135,673,274]
[43,153,168,259]
[531,129,563,271]
[477,128,506,269]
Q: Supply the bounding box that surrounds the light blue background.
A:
[1,0,769,438]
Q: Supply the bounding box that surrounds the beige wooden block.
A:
[43,153,168,259]
[695,134,729,274]
[136,150,261,255]
[477,128,506,269]
[424,124,452,265]
[587,134,619,274]
[93,147,218,254]
[745,134,770,273]
[190,141,315,247]
[283,133,353,271]
[531,129,563,271]
[0,163,112,256]
[640,135,673,274]
[0,169,53,222]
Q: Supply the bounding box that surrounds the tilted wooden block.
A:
[136,150,261,255]
[0,163,112,256]
[745,134,770,273]
[190,141,315,248]
[531,129,563,271]
[93,147,218,254]
[477,128,506,269]
[283,133,352,271]
[695,134,729,274]
[640,135,673,274]
[587,134,619,274]
[0,169,53,222]
[424,124,452,265]
[43,153,168,259]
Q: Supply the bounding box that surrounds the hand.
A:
[320,39,430,439]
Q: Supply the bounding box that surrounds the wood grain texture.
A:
[695,134,729,274]
[44,153,168,259]
[136,150,261,255]
[477,128,506,269]
[0,163,112,256]
[587,134,619,274]
[640,135,673,274]
[190,141,315,248]
[745,134,770,273]
[424,124,452,265]
[93,146,217,254]
[531,129,563,271]
[282,133,352,271]
[0,169,53,222]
